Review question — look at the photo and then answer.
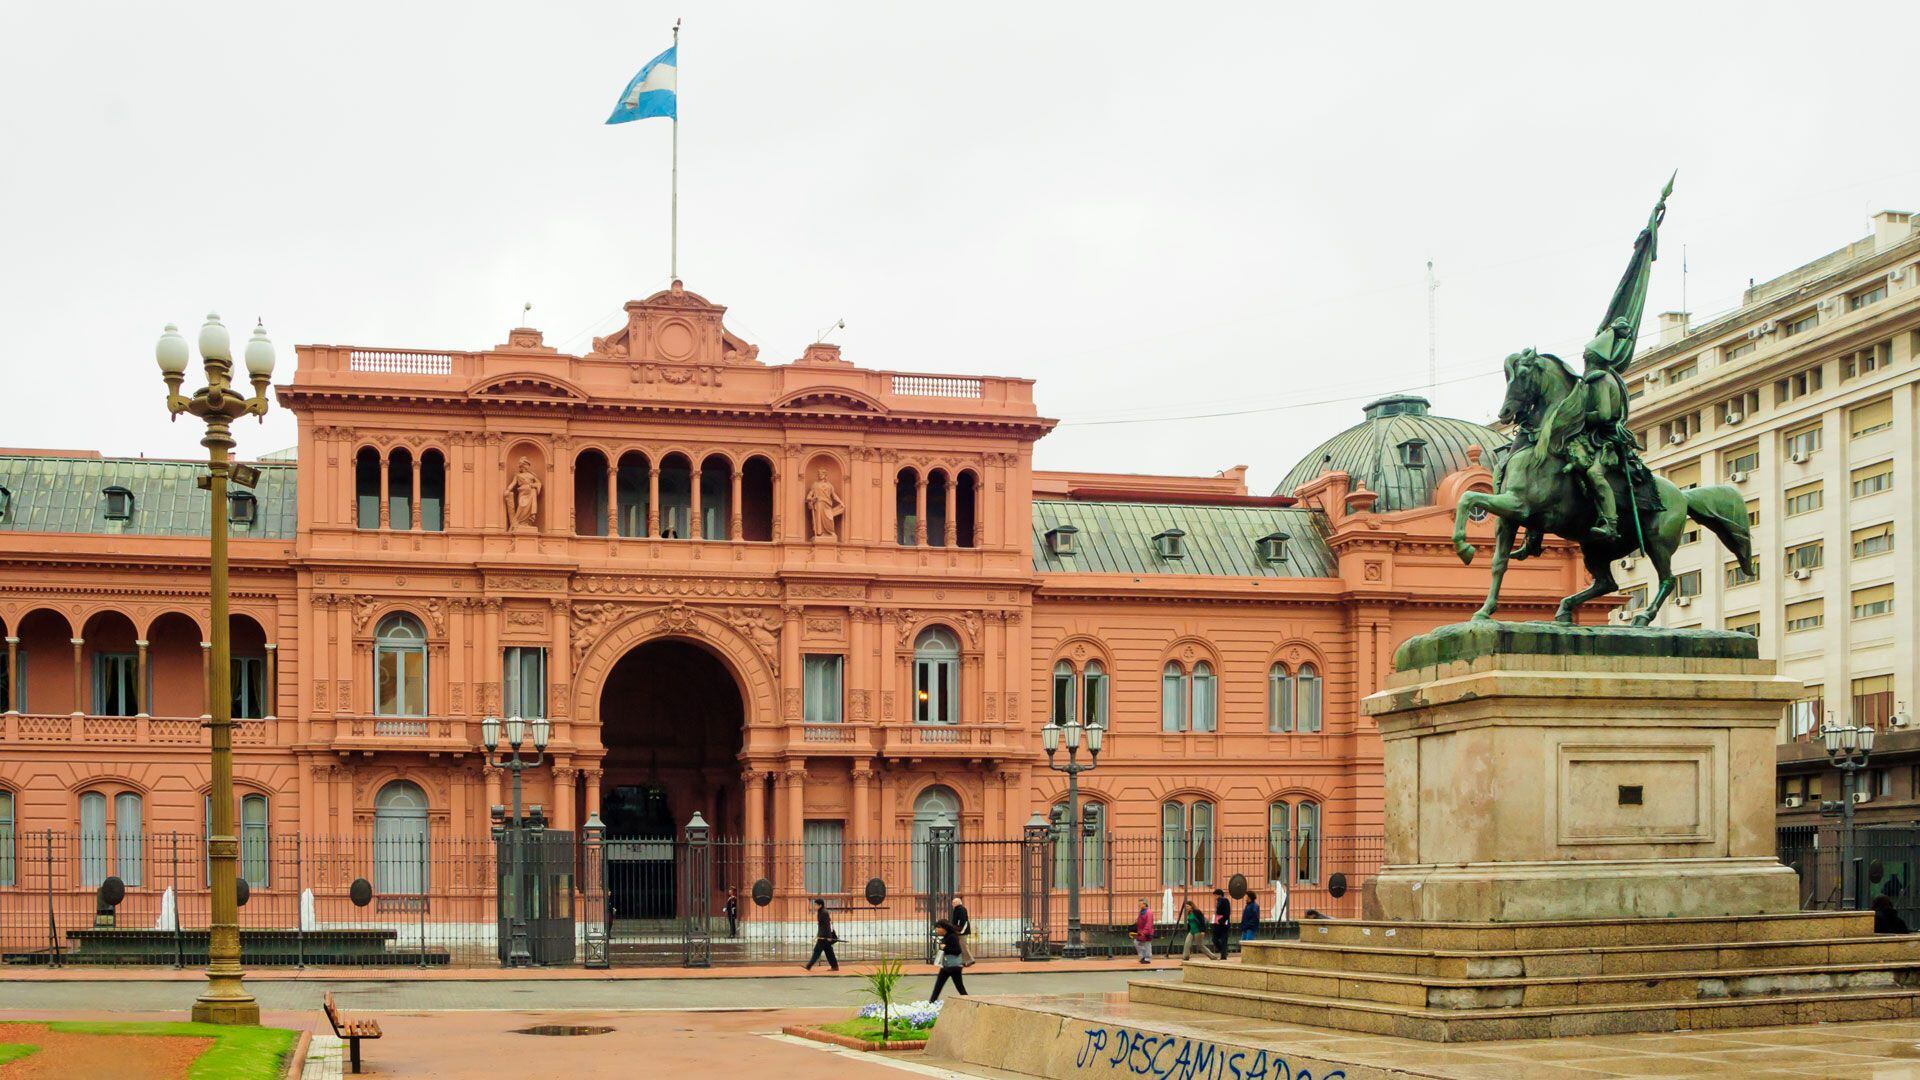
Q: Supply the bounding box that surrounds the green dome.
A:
[1275,395,1502,512]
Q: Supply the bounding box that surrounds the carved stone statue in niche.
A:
[806,469,845,543]
[503,457,542,533]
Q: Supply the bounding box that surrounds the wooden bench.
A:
[323,992,382,1074]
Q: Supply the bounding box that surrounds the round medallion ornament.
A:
[657,321,696,361]
[350,878,374,907]
[98,876,126,909]
[1227,873,1248,900]
[865,878,887,906]
[752,877,774,907]
[1327,872,1349,899]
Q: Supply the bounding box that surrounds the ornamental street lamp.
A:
[1041,716,1102,959]
[482,714,551,966]
[159,314,273,1026]
[1818,717,1876,909]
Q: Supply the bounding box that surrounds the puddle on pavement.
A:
[512,1025,616,1037]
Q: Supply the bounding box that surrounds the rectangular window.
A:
[1188,802,1213,887]
[1161,803,1185,886]
[1624,584,1649,612]
[1725,614,1760,637]
[0,790,10,886]
[1293,802,1320,885]
[231,656,266,720]
[1676,570,1702,598]
[1853,522,1895,560]
[1083,666,1107,729]
[1161,667,1186,733]
[1784,541,1823,573]
[1297,670,1323,733]
[1854,675,1896,729]
[1852,460,1894,499]
[80,792,107,888]
[1726,339,1757,361]
[802,820,844,895]
[1851,398,1894,439]
[1668,361,1698,384]
[1849,284,1888,311]
[1776,367,1824,406]
[115,792,142,888]
[1665,460,1701,490]
[1852,584,1895,621]
[1720,390,1759,424]
[1786,599,1825,633]
[914,655,957,725]
[92,653,139,717]
[1789,690,1822,738]
[1052,664,1076,727]
[1726,560,1759,588]
[1681,527,1701,547]
[803,655,843,724]
[502,647,546,719]
[1745,500,1760,528]
[1842,341,1891,380]
[241,794,269,888]
[375,646,427,717]
[1783,312,1819,337]
[1723,444,1760,479]
[1784,482,1823,517]
[1266,803,1291,883]
[0,651,13,713]
[1190,667,1217,733]
[1784,424,1822,460]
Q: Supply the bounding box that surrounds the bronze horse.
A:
[1453,350,1756,626]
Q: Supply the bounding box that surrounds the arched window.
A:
[926,470,950,547]
[895,468,919,546]
[1269,664,1294,733]
[354,448,381,529]
[658,453,693,538]
[616,452,650,538]
[1082,660,1107,729]
[699,455,732,540]
[911,785,961,893]
[1296,664,1322,733]
[420,450,446,531]
[913,627,960,725]
[1268,799,1321,885]
[0,788,12,886]
[80,791,107,887]
[373,781,429,894]
[1050,800,1105,889]
[1161,662,1188,732]
[374,614,428,717]
[955,471,979,548]
[740,457,775,541]
[388,448,414,531]
[1051,660,1076,726]
[1161,799,1213,886]
[80,790,143,888]
[1191,661,1217,733]
[205,792,272,887]
[574,450,610,537]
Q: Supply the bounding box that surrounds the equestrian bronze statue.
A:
[1453,175,1757,626]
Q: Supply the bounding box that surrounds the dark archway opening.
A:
[598,639,745,921]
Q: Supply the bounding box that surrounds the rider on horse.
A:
[1548,316,1643,546]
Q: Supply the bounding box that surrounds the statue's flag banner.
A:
[607,45,677,124]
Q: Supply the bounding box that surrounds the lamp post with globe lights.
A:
[1818,718,1876,909]
[482,714,550,966]
[157,313,275,1025]
[1041,716,1102,959]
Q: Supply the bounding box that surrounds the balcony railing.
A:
[332,715,473,754]
[0,714,267,746]
[879,723,1009,756]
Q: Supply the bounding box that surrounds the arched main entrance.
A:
[597,638,745,921]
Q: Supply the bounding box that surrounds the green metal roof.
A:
[1274,395,1503,512]
[1032,500,1333,577]
[0,455,296,540]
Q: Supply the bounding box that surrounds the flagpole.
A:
[671,17,680,281]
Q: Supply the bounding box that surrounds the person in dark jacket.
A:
[949,895,974,966]
[1240,890,1262,941]
[804,898,839,971]
[724,888,740,938]
[930,918,969,1001]
[1874,895,1912,934]
[1211,889,1232,957]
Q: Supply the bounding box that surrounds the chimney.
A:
[798,342,849,366]
[1657,311,1690,346]
[1871,210,1916,250]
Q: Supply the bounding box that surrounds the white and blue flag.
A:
[606,45,677,124]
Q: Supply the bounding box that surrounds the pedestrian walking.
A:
[1179,900,1217,960]
[949,894,975,966]
[1240,890,1261,942]
[1131,898,1155,964]
[930,918,969,1001]
[1211,888,1232,958]
[804,898,839,971]
[725,887,740,938]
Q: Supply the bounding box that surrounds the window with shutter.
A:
[1786,599,1825,633]
[1852,584,1895,620]
[1852,460,1894,499]
[1851,398,1893,439]
[1852,522,1895,559]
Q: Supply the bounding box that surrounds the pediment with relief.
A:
[467,372,589,403]
[586,279,762,367]
[775,386,889,416]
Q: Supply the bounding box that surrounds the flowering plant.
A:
[859,998,944,1029]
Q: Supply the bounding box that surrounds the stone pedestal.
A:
[1363,623,1801,923]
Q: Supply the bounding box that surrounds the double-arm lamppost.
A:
[482,714,550,966]
[158,314,274,1026]
[1041,716,1102,959]
[1818,718,1877,909]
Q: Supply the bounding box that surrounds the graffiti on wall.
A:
[1075,1026,1346,1080]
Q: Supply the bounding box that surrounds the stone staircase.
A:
[1129,911,1920,1041]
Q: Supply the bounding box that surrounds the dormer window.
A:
[1257,531,1290,565]
[1045,524,1078,556]
[228,491,257,526]
[1398,439,1427,469]
[102,486,134,521]
[1153,528,1186,560]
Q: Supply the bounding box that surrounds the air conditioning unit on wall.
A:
[1853,791,1872,805]
[1675,596,1693,608]
[1784,795,1804,808]
[1793,567,1813,581]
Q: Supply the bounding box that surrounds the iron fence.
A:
[1778,823,1920,929]
[0,828,1384,967]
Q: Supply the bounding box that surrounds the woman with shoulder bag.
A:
[930,918,969,1001]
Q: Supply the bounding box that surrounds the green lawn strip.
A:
[15,1022,296,1080]
[817,1016,937,1045]
[0,1042,39,1065]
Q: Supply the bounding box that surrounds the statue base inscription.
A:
[1364,627,1799,922]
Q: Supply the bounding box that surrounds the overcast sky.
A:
[3,2,1916,494]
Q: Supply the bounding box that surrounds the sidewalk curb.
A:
[0,959,1183,982]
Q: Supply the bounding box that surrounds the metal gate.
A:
[494,829,577,966]
[1019,818,1052,959]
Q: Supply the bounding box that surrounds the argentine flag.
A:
[607,45,677,124]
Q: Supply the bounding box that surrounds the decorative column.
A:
[553,764,577,833]
[729,469,743,541]
[851,763,874,866]
[135,639,150,718]
[70,636,86,717]
[606,465,619,537]
[781,605,803,719]
[944,478,958,547]
[410,455,422,531]
[646,464,660,537]
[378,454,390,529]
[584,768,603,823]
[4,636,17,713]
[263,642,278,722]
[308,766,330,849]
[741,766,766,884]
[483,765,503,816]
[914,476,928,545]
[689,466,704,539]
